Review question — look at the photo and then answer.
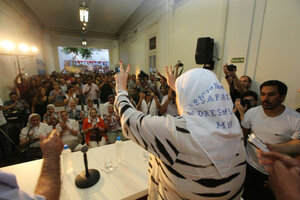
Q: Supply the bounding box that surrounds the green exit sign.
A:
[231,57,244,63]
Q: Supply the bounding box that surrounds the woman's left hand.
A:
[115,61,131,91]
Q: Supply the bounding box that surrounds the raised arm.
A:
[114,62,179,165]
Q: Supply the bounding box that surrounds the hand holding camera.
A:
[235,99,247,114]
[223,64,237,77]
[139,92,146,100]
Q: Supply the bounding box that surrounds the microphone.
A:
[81,145,89,176]
[75,145,100,188]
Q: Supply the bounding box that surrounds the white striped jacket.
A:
[115,90,246,200]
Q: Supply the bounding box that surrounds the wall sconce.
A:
[0,40,38,54]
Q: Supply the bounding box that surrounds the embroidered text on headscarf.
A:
[185,81,234,129]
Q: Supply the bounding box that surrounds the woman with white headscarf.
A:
[82,108,106,147]
[114,62,246,200]
[19,113,53,160]
[42,104,59,128]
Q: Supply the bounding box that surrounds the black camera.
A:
[227,64,237,72]
[241,99,252,108]
[177,60,184,67]
[143,91,151,96]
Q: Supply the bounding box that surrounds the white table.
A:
[1,141,149,200]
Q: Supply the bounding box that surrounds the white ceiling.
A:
[23,0,145,34]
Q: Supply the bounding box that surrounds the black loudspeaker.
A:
[195,37,214,69]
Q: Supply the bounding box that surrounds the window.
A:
[149,37,156,50]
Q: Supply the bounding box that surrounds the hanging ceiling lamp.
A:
[79,2,89,23]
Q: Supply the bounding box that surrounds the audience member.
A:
[158,84,168,101]
[19,114,52,161]
[160,89,179,117]
[103,105,126,144]
[68,100,84,130]
[114,62,246,199]
[136,71,154,93]
[59,78,67,93]
[0,130,63,200]
[127,74,139,104]
[24,79,38,108]
[63,85,79,110]
[223,64,252,103]
[48,81,65,107]
[233,90,258,121]
[56,110,80,151]
[83,77,99,103]
[84,99,97,118]
[99,74,114,103]
[31,87,49,121]
[74,83,84,106]
[136,88,160,116]
[83,108,106,148]
[42,104,59,128]
[241,80,300,200]
[3,91,29,126]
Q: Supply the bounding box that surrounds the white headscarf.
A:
[27,113,41,128]
[175,68,242,177]
[88,108,99,125]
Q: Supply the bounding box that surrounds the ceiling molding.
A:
[43,27,118,40]
[116,0,162,37]
[2,0,45,29]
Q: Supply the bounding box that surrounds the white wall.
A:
[118,0,300,109]
[0,0,44,100]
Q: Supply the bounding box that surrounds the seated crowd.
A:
[0,68,181,162]
[0,63,299,200]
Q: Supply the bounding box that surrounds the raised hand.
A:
[40,130,63,158]
[115,61,131,91]
[165,66,177,91]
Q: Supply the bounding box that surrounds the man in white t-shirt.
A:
[56,110,79,151]
[83,77,99,103]
[241,80,300,200]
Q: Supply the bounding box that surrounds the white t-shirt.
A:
[56,119,79,144]
[241,105,300,174]
[0,98,7,126]
[161,95,179,117]
[82,83,99,101]
[141,99,158,116]
[20,123,53,148]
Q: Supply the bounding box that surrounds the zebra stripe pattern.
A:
[115,90,246,199]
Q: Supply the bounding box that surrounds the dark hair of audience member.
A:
[240,75,252,83]
[35,87,47,103]
[60,110,68,116]
[260,80,288,96]
[241,90,258,101]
